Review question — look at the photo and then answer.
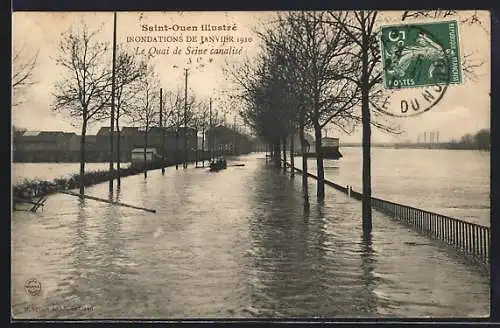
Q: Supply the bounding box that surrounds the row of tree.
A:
[51,22,232,194]
[229,10,484,236]
[451,129,490,150]
[230,11,394,235]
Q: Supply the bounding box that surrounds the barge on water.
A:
[300,137,343,160]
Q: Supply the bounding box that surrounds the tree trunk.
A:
[282,136,287,173]
[290,130,295,178]
[184,128,188,169]
[314,122,325,199]
[175,129,179,170]
[116,115,121,186]
[195,129,198,167]
[299,123,309,211]
[361,39,372,236]
[79,120,87,195]
[143,128,148,178]
[201,126,205,167]
[275,140,281,167]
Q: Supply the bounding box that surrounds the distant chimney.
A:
[436,131,439,143]
[423,132,427,143]
[417,134,420,143]
[429,131,434,143]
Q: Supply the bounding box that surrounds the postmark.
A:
[24,278,42,297]
[374,21,463,117]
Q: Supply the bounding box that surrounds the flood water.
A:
[295,147,490,227]
[11,151,490,319]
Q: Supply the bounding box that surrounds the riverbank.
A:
[12,159,211,200]
[342,143,490,150]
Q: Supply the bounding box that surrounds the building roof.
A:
[97,127,114,136]
[119,127,139,136]
[18,130,76,142]
[22,131,41,137]
[131,148,159,153]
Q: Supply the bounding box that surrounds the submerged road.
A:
[12,153,489,318]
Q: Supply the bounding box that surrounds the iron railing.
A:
[285,163,490,267]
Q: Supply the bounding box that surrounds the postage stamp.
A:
[380,20,462,89]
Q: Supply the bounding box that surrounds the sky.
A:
[12,10,490,143]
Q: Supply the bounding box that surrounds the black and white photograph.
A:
[11,10,490,319]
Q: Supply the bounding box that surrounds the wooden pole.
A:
[160,88,165,174]
[59,190,156,213]
[108,12,117,191]
[184,68,188,169]
[209,98,212,161]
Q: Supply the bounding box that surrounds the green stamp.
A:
[380,21,462,89]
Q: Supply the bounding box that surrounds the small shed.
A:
[130,148,161,164]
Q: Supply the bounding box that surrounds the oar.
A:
[58,190,156,213]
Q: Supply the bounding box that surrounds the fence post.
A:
[453,219,457,247]
[482,228,487,263]
[418,210,421,231]
[460,221,465,252]
[444,218,451,244]
[315,177,490,265]
[465,222,468,250]
[473,225,477,259]
[463,223,467,253]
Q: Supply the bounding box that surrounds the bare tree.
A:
[325,11,382,236]
[164,89,184,169]
[125,65,160,178]
[325,10,485,236]
[198,103,210,166]
[182,94,198,166]
[112,46,148,185]
[190,103,205,167]
[245,12,359,199]
[162,88,198,169]
[281,12,360,199]
[52,22,111,195]
[12,42,39,107]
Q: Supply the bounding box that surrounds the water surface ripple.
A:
[12,153,489,318]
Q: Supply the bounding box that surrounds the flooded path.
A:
[12,153,489,318]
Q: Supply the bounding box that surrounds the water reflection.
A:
[243,167,383,317]
[55,198,91,318]
[358,234,378,316]
[246,168,331,317]
[11,153,490,318]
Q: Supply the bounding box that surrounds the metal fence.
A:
[286,163,490,267]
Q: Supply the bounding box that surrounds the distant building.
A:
[13,131,77,161]
[13,125,248,162]
[130,148,161,164]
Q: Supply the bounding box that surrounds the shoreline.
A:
[12,158,213,200]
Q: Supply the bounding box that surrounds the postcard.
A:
[11,10,490,320]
